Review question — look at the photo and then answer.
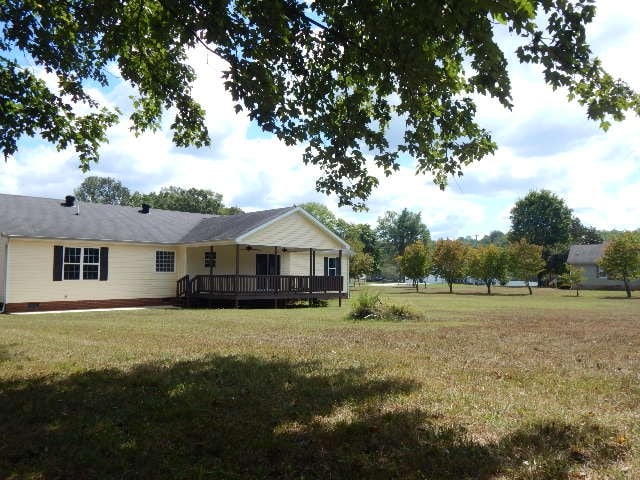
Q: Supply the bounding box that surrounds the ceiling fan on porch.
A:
[245,245,287,252]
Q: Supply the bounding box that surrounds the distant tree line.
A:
[74,176,243,215]
[303,189,638,295]
[396,238,545,295]
[454,190,636,285]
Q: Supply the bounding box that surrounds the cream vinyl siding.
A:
[0,236,7,303]
[187,246,297,276]
[258,251,348,277]
[242,211,343,250]
[288,251,310,276]
[186,245,270,276]
[6,238,186,303]
[288,251,349,294]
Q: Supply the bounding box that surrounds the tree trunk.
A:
[576,287,579,297]
[624,278,632,298]
[486,282,491,295]
[448,281,453,293]
[415,281,419,293]
[526,280,532,295]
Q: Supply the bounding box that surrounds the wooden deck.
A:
[176,274,344,307]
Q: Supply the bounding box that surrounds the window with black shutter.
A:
[53,246,106,281]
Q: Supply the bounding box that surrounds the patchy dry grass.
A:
[1,285,638,479]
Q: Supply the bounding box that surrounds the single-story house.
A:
[0,194,350,313]
[566,243,640,290]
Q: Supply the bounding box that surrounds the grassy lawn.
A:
[1,285,639,479]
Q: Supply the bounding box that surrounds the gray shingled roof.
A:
[567,244,606,264]
[0,193,295,244]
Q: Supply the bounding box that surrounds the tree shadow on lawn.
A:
[0,355,628,479]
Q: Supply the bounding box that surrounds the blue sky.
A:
[2,1,639,239]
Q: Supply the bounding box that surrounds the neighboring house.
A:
[567,243,640,290]
[0,194,350,313]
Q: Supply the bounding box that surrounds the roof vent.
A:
[140,203,151,214]
[64,195,75,207]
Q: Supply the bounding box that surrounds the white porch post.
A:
[234,244,240,308]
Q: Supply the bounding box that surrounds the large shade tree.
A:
[376,209,430,258]
[3,1,639,207]
[74,176,131,205]
[352,223,382,274]
[570,217,603,245]
[508,189,576,280]
[509,190,603,279]
[508,190,573,247]
[129,186,233,214]
[74,178,241,214]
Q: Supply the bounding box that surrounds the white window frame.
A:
[596,264,607,279]
[155,250,176,273]
[63,246,100,281]
[328,257,338,277]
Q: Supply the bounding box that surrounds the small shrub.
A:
[350,291,423,321]
[350,290,384,319]
[384,303,423,321]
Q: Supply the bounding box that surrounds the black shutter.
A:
[337,257,341,276]
[323,257,328,276]
[53,245,63,281]
[276,255,281,275]
[99,247,109,281]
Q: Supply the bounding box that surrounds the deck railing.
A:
[176,274,191,298]
[185,274,343,297]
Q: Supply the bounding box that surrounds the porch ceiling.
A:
[184,242,347,253]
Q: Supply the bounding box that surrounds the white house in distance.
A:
[0,194,350,313]
[567,243,640,290]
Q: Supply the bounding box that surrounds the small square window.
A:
[156,251,175,273]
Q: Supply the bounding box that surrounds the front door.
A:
[256,254,280,291]
[255,254,280,275]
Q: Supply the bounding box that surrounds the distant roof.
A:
[567,244,606,264]
[0,193,296,244]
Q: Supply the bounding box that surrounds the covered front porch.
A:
[176,243,347,307]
